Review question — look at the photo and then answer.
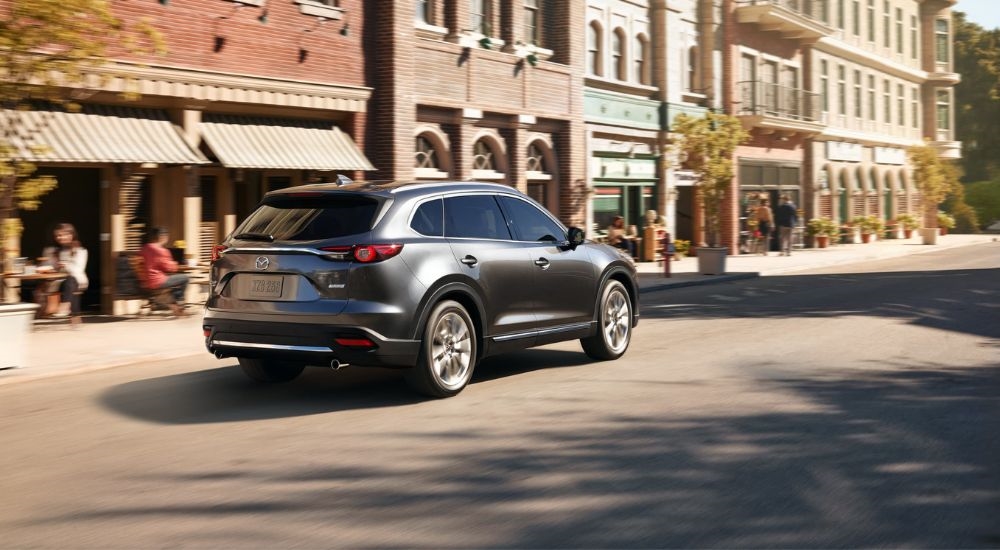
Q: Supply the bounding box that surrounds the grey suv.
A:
[203,181,638,397]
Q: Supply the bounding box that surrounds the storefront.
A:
[591,154,658,235]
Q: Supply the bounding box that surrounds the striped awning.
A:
[199,115,375,171]
[1,105,208,165]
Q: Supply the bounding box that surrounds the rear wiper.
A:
[233,232,275,242]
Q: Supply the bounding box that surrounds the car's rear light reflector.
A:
[203,327,212,338]
[334,337,376,348]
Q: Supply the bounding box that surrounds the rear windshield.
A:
[235,196,380,241]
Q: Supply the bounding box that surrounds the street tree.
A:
[670,110,749,248]
[0,0,163,259]
[908,142,959,230]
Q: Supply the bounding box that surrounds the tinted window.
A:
[410,199,443,236]
[444,195,511,240]
[236,196,378,241]
[499,195,565,242]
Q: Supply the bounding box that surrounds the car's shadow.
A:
[99,348,595,425]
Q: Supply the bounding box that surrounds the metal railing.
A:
[735,0,829,26]
[736,80,821,123]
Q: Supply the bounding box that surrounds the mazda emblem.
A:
[255,256,270,271]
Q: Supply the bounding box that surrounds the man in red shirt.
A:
[140,226,190,317]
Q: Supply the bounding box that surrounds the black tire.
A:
[238,357,305,383]
[581,280,632,360]
[405,300,477,398]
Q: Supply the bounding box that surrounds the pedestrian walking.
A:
[775,195,799,256]
[754,199,774,256]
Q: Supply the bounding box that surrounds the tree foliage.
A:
[670,111,749,247]
[908,142,960,228]
[0,0,163,244]
[953,11,1000,182]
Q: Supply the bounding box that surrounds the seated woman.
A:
[40,223,88,324]
[140,226,190,317]
[606,215,637,258]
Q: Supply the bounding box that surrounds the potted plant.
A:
[806,217,838,248]
[673,239,691,260]
[852,215,884,243]
[670,111,750,275]
[896,213,919,238]
[937,212,956,236]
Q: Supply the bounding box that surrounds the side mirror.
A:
[567,227,586,249]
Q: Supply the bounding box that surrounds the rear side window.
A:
[236,196,379,241]
[498,195,565,242]
[444,195,512,240]
[410,199,443,237]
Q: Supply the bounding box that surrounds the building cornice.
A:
[814,38,928,83]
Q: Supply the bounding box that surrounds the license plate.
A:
[248,275,283,299]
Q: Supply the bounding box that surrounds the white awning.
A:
[1,105,208,165]
[200,115,375,171]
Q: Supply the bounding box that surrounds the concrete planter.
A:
[920,227,939,245]
[697,247,728,275]
[0,303,39,369]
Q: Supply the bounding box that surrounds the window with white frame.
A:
[897,84,905,127]
[852,0,860,36]
[911,87,919,128]
[883,79,891,123]
[415,0,431,24]
[866,0,874,42]
[820,59,829,112]
[867,74,876,121]
[882,1,890,48]
[853,70,862,118]
[612,28,626,81]
[587,22,602,76]
[473,139,496,171]
[470,0,490,35]
[935,19,949,64]
[414,134,448,178]
[837,0,845,29]
[895,8,903,54]
[936,89,950,130]
[837,64,846,116]
[524,0,542,47]
[525,141,552,207]
[634,35,648,85]
[910,15,918,60]
[687,46,699,93]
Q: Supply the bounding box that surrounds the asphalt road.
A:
[1,243,998,548]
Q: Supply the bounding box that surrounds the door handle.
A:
[534,258,550,269]
[460,255,478,266]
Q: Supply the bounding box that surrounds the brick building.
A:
[3,0,373,312]
[365,0,586,226]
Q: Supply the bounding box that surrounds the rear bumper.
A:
[203,316,420,368]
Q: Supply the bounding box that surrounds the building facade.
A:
[367,0,586,226]
[4,0,374,312]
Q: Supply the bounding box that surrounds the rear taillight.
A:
[320,244,403,263]
[334,337,376,349]
[211,244,228,262]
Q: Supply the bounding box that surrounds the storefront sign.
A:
[596,157,656,179]
[826,141,863,162]
[874,146,906,165]
[674,170,698,186]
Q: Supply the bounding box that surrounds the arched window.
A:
[415,136,438,170]
[473,140,495,171]
[634,34,648,85]
[526,142,545,173]
[612,28,626,80]
[587,22,602,76]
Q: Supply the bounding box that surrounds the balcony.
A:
[735,0,834,42]
[932,140,962,159]
[736,80,825,135]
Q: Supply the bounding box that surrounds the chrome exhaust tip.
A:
[214,350,225,359]
[329,359,350,371]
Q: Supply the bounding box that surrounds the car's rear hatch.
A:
[208,192,385,314]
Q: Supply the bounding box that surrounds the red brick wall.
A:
[105,0,367,88]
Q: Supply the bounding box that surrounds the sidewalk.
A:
[1,234,994,385]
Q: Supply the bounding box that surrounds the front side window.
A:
[912,87,920,128]
[526,142,546,172]
[852,0,860,36]
[499,195,565,242]
[895,8,903,53]
[897,84,905,127]
[882,1,890,47]
[868,74,876,121]
[444,195,511,240]
[837,64,846,116]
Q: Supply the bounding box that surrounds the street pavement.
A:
[2,233,994,385]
